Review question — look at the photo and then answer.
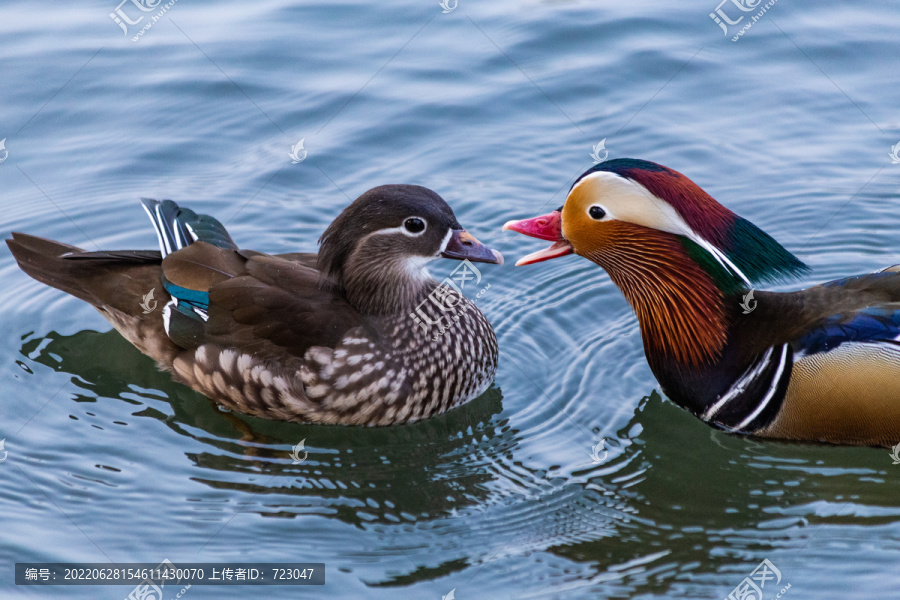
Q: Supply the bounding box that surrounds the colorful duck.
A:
[8,185,503,425]
[505,158,900,447]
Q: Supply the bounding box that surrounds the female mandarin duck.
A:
[7,185,503,425]
[505,158,900,447]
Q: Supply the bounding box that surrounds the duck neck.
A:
[340,254,439,316]
[588,236,737,368]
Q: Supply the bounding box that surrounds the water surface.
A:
[1,0,900,598]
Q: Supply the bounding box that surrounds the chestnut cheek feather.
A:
[583,224,730,366]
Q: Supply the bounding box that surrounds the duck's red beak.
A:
[502,211,573,266]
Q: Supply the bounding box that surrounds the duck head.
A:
[319,184,503,315]
[504,159,808,366]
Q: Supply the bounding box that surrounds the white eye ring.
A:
[588,205,608,220]
[403,217,427,236]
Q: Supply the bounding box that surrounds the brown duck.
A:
[8,185,503,425]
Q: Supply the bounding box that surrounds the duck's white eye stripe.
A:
[438,228,453,253]
[368,218,429,238]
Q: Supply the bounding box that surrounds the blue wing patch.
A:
[163,279,209,322]
[160,278,209,348]
[795,306,900,356]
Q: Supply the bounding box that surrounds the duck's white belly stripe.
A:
[703,346,773,421]
[734,344,790,431]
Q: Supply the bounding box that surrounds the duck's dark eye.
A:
[404,217,426,234]
[589,206,607,220]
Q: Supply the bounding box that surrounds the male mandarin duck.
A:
[7,185,503,425]
[505,158,900,447]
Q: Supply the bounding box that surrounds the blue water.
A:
[2,0,900,598]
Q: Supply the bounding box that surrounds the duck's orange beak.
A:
[502,211,573,266]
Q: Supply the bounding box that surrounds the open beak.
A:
[441,229,504,265]
[502,210,573,266]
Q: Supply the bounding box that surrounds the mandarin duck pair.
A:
[8,159,900,447]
